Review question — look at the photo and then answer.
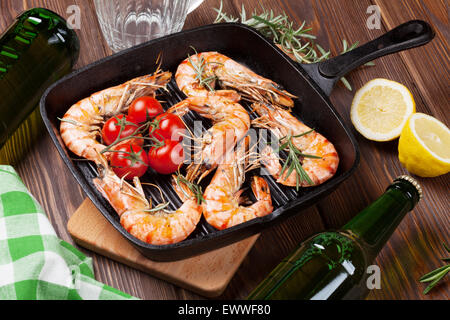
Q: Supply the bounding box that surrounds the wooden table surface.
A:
[2,0,448,300]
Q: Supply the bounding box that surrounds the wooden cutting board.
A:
[67,198,259,297]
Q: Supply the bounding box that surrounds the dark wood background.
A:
[1,0,448,300]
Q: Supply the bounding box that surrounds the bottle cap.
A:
[394,175,423,200]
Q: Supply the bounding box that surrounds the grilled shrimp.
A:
[60,70,171,164]
[176,51,296,107]
[93,157,202,245]
[253,103,339,187]
[168,95,250,181]
[202,137,273,230]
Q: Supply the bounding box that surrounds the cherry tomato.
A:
[102,114,139,146]
[148,140,184,175]
[110,143,149,180]
[151,113,186,142]
[128,96,164,123]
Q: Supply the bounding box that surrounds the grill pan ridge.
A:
[40,22,434,261]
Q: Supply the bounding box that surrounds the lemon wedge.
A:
[398,113,450,177]
[351,78,415,141]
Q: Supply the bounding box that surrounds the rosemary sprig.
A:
[142,201,171,213]
[213,1,374,91]
[443,243,450,262]
[419,243,450,295]
[175,171,205,205]
[187,47,222,92]
[276,129,321,191]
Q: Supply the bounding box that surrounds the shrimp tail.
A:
[249,176,273,217]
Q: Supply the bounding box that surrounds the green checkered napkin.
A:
[0,165,137,300]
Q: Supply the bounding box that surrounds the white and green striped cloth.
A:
[0,165,137,300]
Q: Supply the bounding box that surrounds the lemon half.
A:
[399,113,450,177]
[351,78,415,141]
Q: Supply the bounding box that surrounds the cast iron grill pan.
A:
[40,22,433,261]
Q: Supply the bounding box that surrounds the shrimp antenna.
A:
[155,51,163,70]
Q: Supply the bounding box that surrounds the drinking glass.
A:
[94,0,193,52]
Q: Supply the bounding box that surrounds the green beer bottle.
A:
[247,176,422,300]
[0,8,79,164]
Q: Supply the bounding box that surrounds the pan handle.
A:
[301,20,435,96]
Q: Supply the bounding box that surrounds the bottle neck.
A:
[342,179,420,258]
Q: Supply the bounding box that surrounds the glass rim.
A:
[96,13,188,38]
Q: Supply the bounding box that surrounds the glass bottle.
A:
[247,175,422,300]
[0,8,80,164]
